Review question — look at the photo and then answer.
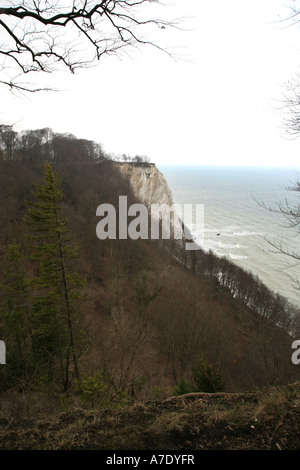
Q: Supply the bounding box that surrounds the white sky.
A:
[1,0,300,166]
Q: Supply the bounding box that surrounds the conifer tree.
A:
[24,162,85,390]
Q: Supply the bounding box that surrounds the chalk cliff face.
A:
[114,162,184,242]
[115,163,174,207]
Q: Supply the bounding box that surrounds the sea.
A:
[158,165,300,308]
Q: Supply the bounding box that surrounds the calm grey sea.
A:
[159,165,300,307]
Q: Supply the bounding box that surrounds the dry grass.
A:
[0,382,299,450]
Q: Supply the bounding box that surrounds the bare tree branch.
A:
[277,2,300,137]
[0,0,179,92]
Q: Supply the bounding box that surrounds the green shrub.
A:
[192,355,225,393]
[76,372,110,408]
[76,372,130,409]
[174,377,193,396]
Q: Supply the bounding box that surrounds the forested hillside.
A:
[0,125,299,419]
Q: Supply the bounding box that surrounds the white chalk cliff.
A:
[114,162,185,242]
[114,163,172,206]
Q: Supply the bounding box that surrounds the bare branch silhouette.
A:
[0,1,179,92]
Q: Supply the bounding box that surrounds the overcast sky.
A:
[2,0,300,166]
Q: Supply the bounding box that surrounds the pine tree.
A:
[24,162,85,390]
[174,377,193,396]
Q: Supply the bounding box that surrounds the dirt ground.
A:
[0,382,299,450]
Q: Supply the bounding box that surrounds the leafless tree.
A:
[0,0,178,92]
[281,73,300,137]
[277,1,300,137]
[262,0,300,297]
[252,2,300,333]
